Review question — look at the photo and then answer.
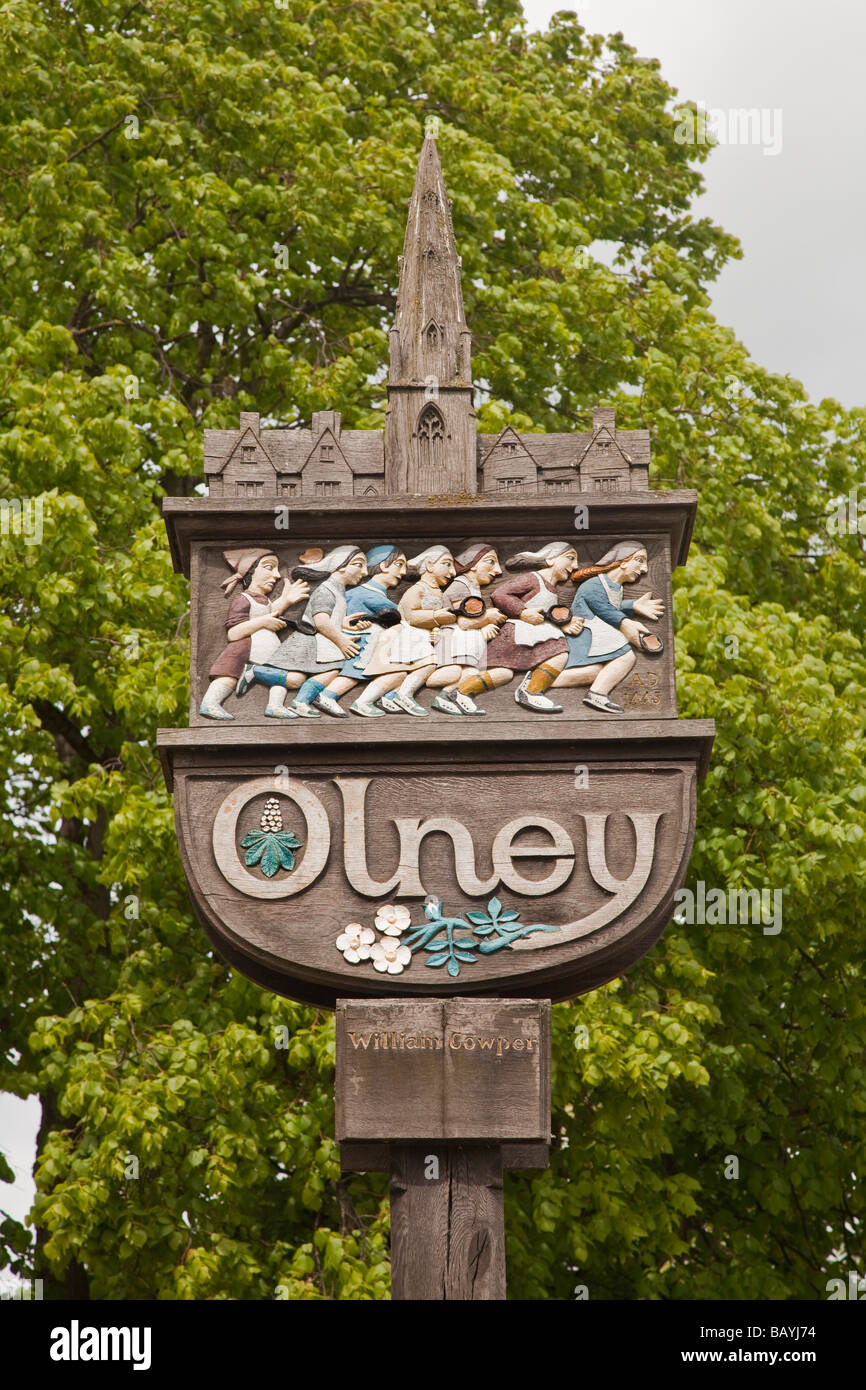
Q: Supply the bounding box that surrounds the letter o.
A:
[212,776,330,899]
[462,1035,476,1051]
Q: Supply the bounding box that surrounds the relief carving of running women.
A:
[199,540,664,721]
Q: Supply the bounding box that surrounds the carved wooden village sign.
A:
[157,136,714,1012]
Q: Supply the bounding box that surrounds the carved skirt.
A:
[483,623,566,672]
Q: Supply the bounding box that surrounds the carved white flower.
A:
[370,938,412,975]
[336,923,376,964]
[374,903,412,937]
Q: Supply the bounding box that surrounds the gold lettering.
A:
[449,1033,462,1050]
[406,1038,417,1050]
[512,1038,524,1051]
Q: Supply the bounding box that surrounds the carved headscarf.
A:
[572,540,646,584]
[291,545,364,584]
[505,541,576,570]
[406,544,453,575]
[220,548,277,594]
[454,542,498,574]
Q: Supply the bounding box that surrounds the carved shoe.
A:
[377,694,403,714]
[583,692,624,715]
[199,702,234,721]
[515,687,562,714]
[290,700,321,719]
[314,694,349,718]
[391,692,428,716]
[350,699,386,718]
[264,704,298,719]
[235,664,255,698]
[431,692,464,715]
[452,691,485,715]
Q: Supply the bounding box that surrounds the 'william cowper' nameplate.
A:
[335,999,550,1142]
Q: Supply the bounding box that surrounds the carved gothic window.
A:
[415,404,445,491]
[425,321,440,350]
[418,404,445,443]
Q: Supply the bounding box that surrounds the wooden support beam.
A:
[389,1145,506,1301]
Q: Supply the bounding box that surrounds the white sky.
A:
[521,0,866,408]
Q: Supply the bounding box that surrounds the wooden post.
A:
[390,1145,505,1301]
[336,998,550,1300]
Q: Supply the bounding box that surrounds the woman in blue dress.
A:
[552,540,664,714]
[316,545,407,717]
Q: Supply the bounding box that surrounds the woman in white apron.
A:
[423,542,505,715]
[553,540,664,714]
[481,542,583,712]
[357,544,456,716]
[200,549,309,720]
[251,546,370,718]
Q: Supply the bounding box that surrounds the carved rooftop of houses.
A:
[204,134,651,501]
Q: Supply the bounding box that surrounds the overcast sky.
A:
[522,0,865,408]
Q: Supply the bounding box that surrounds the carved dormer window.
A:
[320,444,335,461]
[241,445,255,463]
[501,441,517,455]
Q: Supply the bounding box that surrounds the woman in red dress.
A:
[461,541,584,713]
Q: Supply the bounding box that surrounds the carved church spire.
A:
[385,134,476,495]
[389,133,471,386]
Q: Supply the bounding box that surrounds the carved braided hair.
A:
[571,540,646,584]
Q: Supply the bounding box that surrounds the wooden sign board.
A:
[157,135,713,1011]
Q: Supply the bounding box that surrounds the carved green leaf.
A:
[260,838,280,877]
[242,829,301,874]
[425,952,449,968]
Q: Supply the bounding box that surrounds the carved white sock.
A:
[203,677,236,708]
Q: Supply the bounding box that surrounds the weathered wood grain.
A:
[389,1145,506,1301]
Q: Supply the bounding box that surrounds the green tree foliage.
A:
[1,0,863,1299]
